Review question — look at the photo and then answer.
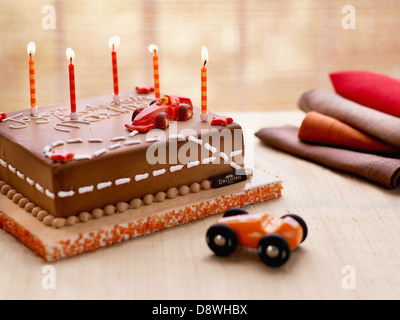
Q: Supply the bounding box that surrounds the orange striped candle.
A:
[149,44,160,99]
[108,36,120,102]
[27,42,37,116]
[201,46,209,121]
[66,48,78,120]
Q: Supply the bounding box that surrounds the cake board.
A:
[0,169,282,261]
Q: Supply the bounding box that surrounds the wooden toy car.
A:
[206,208,307,267]
[125,94,193,132]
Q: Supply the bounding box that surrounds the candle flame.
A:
[66,48,75,61]
[201,46,208,65]
[27,41,36,56]
[108,36,120,50]
[148,44,158,54]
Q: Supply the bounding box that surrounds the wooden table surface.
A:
[1,110,399,300]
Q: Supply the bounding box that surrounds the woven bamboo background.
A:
[1,0,400,113]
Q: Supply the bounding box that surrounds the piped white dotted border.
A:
[3,132,242,200]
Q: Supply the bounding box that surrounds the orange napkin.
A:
[298,89,400,149]
[255,126,400,189]
[298,111,400,155]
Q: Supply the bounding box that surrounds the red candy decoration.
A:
[0,112,6,121]
[210,115,233,126]
[50,150,74,163]
[136,86,155,94]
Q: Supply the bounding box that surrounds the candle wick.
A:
[70,57,72,64]
[203,60,207,67]
[29,53,32,59]
[112,44,115,51]
[154,49,157,55]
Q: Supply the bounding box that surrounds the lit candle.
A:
[149,44,160,99]
[66,48,78,120]
[201,46,208,121]
[108,36,120,103]
[27,41,37,116]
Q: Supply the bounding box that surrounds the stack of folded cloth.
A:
[255,71,400,189]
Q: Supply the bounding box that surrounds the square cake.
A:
[0,91,245,221]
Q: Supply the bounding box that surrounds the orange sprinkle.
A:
[1,183,283,261]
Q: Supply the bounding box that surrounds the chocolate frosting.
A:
[0,91,244,217]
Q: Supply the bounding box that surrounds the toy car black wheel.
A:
[223,207,248,218]
[281,213,308,243]
[156,112,170,130]
[176,103,193,121]
[206,224,238,257]
[257,234,290,267]
[149,99,159,106]
[131,107,145,122]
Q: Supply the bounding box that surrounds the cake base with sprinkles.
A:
[0,168,282,261]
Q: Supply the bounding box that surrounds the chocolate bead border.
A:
[0,179,213,229]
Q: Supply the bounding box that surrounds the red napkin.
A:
[298,111,400,155]
[330,71,400,118]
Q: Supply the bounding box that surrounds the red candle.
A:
[108,36,120,100]
[201,46,208,121]
[27,41,37,115]
[149,44,160,99]
[66,48,77,120]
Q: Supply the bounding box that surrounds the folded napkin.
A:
[298,111,400,155]
[330,71,400,118]
[255,126,400,189]
[298,89,400,149]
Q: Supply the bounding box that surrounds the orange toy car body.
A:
[219,213,303,250]
[206,208,307,267]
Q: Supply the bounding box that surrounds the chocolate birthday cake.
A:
[0,91,284,261]
[0,91,245,223]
